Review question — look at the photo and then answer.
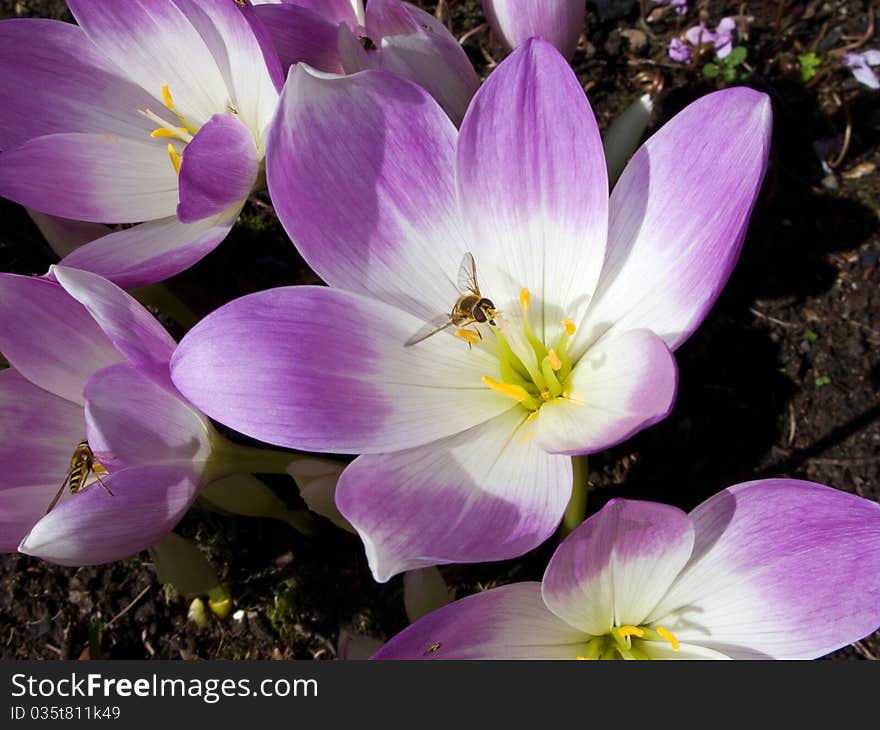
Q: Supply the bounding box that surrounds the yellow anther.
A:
[482,376,528,403]
[562,318,576,336]
[656,626,679,652]
[162,83,175,111]
[92,463,106,474]
[617,625,645,639]
[519,287,531,311]
[576,656,589,661]
[151,127,187,139]
[540,389,552,401]
[548,349,562,371]
[454,328,481,345]
[167,144,182,175]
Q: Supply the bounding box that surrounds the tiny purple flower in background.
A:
[251,0,479,124]
[0,0,282,287]
[171,40,771,582]
[670,16,738,66]
[373,480,880,660]
[654,0,688,16]
[844,50,880,89]
[684,16,737,59]
[481,0,585,60]
[668,37,691,63]
[0,267,219,565]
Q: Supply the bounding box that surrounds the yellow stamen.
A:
[548,349,562,371]
[656,626,679,651]
[617,625,645,639]
[92,463,106,474]
[162,83,175,111]
[562,318,576,336]
[482,376,528,403]
[454,328,481,345]
[151,127,188,139]
[576,656,589,661]
[525,411,539,423]
[519,287,531,311]
[540,389,552,402]
[167,144,182,175]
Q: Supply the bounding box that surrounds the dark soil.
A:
[1,0,878,660]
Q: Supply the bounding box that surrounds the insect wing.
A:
[404,315,455,347]
[457,252,480,295]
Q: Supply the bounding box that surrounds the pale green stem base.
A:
[560,456,589,538]
[130,283,200,331]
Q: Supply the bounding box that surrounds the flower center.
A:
[482,288,577,418]
[577,624,680,660]
[137,84,202,176]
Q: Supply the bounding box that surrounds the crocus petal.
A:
[251,4,346,74]
[457,39,608,345]
[646,480,880,660]
[284,0,362,27]
[67,0,230,127]
[542,499,694,636]
[0,274,121,405]
[364,0,420,36]
[27,211,111,259]
[0,485,65,552]
[373,583,587,659]
[177,112,259,224]
[171,286,513,454]
[59,211,238,289]
[481,0,585,59]
[372,4,480,125]
[52,266,176,387]
[578,88,772,353]
[173,0,279,141]
[0,19,158,150]
[267,64,469,320]
[0,369,85,490]
[336,408,572,582]
[84,362,213,469]
[534,329,677,455]
[640,642,731,660]
[0,133,179,223]
[19,463,200,566]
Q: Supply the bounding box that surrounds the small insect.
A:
[405,252,497,347]
[423,642,441,655]
[45,441,113,515]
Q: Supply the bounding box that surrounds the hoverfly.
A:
[404,252,497,347]
[45,440,113,515]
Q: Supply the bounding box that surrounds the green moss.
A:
[268,578,300,641]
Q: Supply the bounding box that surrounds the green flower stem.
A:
[130,283,200,331]
[210,439,304,478]
[561,456,589,538]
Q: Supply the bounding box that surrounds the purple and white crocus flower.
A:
[171,40,771,582]
[0,0,281,287]
[0,266,224,565]
[374,480,880,660]
[481,0,585,60]
[251,0,479,124]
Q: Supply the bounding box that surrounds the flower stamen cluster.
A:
[482,287,576,415]
[577,624,680,660]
